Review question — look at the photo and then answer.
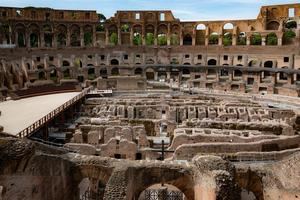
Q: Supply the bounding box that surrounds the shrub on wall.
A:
[109,32,118,45]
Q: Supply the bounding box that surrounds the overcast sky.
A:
[1,0,298,21]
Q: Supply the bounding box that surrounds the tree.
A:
[133,33,142,45]
[96,24,104,32]
[223,33,232,46]
[121,24,129,32]
[266,33,277,45]
[109,32,118,45]
[285,21,297,29]
[146,33,154,45]
[209,34,218,45]
[84,32,92,46]
[158,34,167,45]
[250,34,262,45]
[97,13,106,22]
[283,30,296,44]
[170,34,179,45]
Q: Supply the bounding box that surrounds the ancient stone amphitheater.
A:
[0,3,300,200]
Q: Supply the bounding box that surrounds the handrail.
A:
[17,87,92,138]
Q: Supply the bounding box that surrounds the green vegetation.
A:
[158,34,167,46]
[285,21,297,29]
[96,24,104,32]
[266,33,277,45]
[250,34,262,45]
[223,33,232,46]
[30,34,38,47]
[97,13,106,22]
[84,32,92,46]
[283,29,296,44]
[146,33,154,45]
[237,37,246,45]
[133,33,142,45]
[209,34,218,45]
[109,32,118,45]
[121,24,129,32]
[170,34,179,45]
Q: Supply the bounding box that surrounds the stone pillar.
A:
[192,30,196,46]
[218,35,223,46]
[66,29,71,47]
[288,74,293,85]
[205,29,209,46]
[154,27,158,45]
[26,32,30,48]
[246,36,250,46]
[40,32,44,48]
[118,26,122,45]
[232,34,237,46]
[142,25,146,45]
[105,29,109,45]
[92,25,97,47]
[80,26,84,47]
[261,36,266,46]
[52,33,57,48]
[167,23,171,46]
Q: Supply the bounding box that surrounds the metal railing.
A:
[17,87,92,138]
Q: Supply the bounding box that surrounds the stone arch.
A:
[70,24,81,47]
[223,23,234,30]
[56,24,67,47]
[267,21,280,30]
[157,24,168,46]
[100,68,107,77]
[63,68,71,78]
[248,60,260,67]
[196,24,206,45]
[130,167,194,200]
[209,32,219,45]
[182,68,190,75]
[266,32,277,45]
[134,67,143,75]
[171,24,180,45]
[14,23,26,47]
[50,68,57,82]
[62,60,70,67]
[145,68,155,80]
[263,61,273,77]
[279,66,288,80]
[29,23,40,48]
[110,59,119,66]
[110,67,119,76]
[234,69,243,77]
[43,24,53,47]
[183,34,192,45]
[145,24,155,45]
[133,24,142,45]
[208,59,217,66]
[38,71,46,80]
[83,25,93,46]
[250,33,262,45]
[108,24,118,45]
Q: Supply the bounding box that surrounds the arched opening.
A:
[223,32,232,46]
[56,24,67,47]
[145,24,155,45]
[30,33,39,48]
[183,34,192,45]
[70,24,80,47]
[237,32,246,45]
[223,23,234,30]
[43,24,53,47]
[267,21,280,30]
[138,184,186,200]
[208,59,217,66]
[84,25,93,46]
[17,32,25,47]
[134,68,143,76]
[220,69,229,76]
[234,69,243,77]
[38,71,46,80]
[133,25,142,46]
[279,67,288,81]
[62,60,70,67]
[207,69,216,76]
[248,60,259,67]
[157,24,167,46]
[50,68,57,82]
[195,24,206,45]
[111,67,119,76]
[171,24,180,45]
[182,68,190,75]
[266,33,277,45]
[146,59,155,64]
[209,32,219,45]
[263,61,273,78]
[63,69,70,79]
[231,84,239,91]
[15,23,26,47]
[146,68,155,80]
[109,25,118,45]
[110,59,119,66]
[100,68,107,78]
[250,33,262,45]
[88,68,95,80]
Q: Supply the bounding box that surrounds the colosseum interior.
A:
[0,3,300,200]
